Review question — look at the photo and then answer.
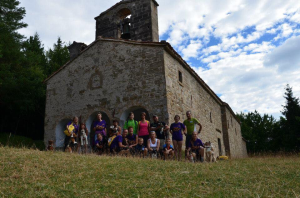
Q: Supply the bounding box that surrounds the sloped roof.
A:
[43,37,240,123]
[95,0,159,19]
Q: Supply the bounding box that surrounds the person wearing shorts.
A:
[170,115,185,161]
[186,132,205,162]
[183,111,202,159]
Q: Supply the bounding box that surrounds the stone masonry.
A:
[95,0,159,42]
[44,0,248,158]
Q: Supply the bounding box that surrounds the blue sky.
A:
[19,0,300,119]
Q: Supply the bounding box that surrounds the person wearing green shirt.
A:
[123,112,138,135]
[183,111,202,159]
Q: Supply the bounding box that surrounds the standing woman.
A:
[64,117,79,152]
[123,112,138,135]
[93,113,107,147]
[170,115,185,161]
[137,112,150,147]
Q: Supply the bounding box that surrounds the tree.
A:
[236,111,279,153]
[0,0,28,134]
[46,37,70,76]
[281,85,300,151]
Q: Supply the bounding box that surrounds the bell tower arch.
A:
[95,0,159,42]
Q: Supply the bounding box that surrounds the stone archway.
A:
[86,111,111,146]
[55,118,72,148]
[120,106,150,127]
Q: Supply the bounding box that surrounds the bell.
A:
[121,18,131,39]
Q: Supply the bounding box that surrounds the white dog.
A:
[205,142,216,162]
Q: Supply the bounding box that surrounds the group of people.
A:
[64,111,206,162]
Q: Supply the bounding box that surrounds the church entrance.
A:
[86,111,111,146]
[120,106,150,128]
[55,118,72,148]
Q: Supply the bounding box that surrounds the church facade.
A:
[44,0,248,158]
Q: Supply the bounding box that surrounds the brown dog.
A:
[47,140,54,151]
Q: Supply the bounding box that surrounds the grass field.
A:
[0,147,299,198]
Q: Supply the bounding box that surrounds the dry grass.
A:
[0,146,299,198]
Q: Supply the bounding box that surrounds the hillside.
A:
[0,147,299,197]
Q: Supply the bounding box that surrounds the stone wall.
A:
[95,0,159,42]
[44,39,168,147]
[222,106,248,158]
[163,51,226,156]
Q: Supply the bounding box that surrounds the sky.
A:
[18,0,300,119]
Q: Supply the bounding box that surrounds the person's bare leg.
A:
[173,141,178,160]
[200,147,205,162]
[177,141,183,161]
[170,151,174,160]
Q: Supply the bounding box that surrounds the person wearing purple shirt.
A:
[110,128,127,154]
[64,117,79,151]
[187,132,205,162]
[170,115,186,161]
[126,127,138,147]
[93,113,107,145]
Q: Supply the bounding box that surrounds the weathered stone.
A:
[44,0,247,158]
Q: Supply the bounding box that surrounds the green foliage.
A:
[0,133,45,150]
[237,85,300,153]
[280,85,300,151]
[236,111,280,153]
[46,37,70,76]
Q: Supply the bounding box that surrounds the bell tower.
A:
[95,0,159,42]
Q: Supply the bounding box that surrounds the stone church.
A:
[44,0,248,158]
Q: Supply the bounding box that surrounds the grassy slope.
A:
[0,147,299,198]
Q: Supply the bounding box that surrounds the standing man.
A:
[150,115,169,158]
[183,111,202,159]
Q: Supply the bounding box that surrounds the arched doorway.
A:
[120,106,150,127]
[86,111,111,146]
[55,119,72,148]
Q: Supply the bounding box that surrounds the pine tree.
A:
[46,37,70,76]
[281,85,300,151]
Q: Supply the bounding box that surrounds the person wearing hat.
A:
[150,115,169,159]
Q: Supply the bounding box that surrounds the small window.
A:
[210,112,212,123]
[178,71,183,83]
[235,128,237,136]
[228,120,229,129]
[231,116,233,126]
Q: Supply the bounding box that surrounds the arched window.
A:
[117,8,132,39]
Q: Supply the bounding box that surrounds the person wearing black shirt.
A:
[150,115,169,159]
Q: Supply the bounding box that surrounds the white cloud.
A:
[182,40,202,59]
[264,35,300,72]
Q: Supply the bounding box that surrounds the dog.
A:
[65,145,73,153]
[204,141,216,162]
[47,140,54,151]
